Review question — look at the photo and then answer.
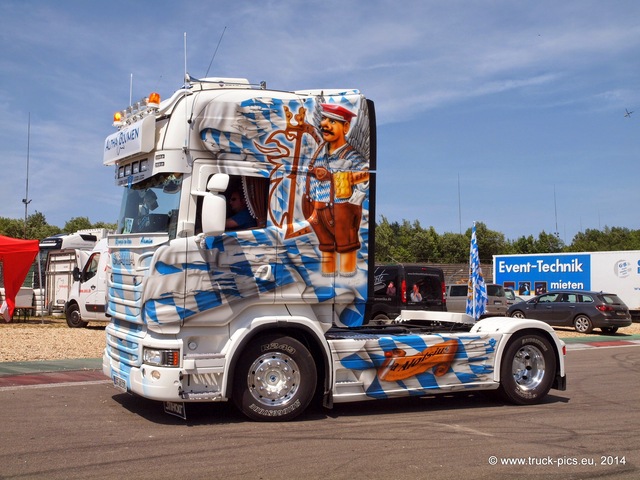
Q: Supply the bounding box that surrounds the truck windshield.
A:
[116,173,182,238]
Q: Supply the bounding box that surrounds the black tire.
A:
[232,334,316,421]
[498,332,556,405]
[510,310,525,319]
[574,315,593,334]
[601,326,618,335]
[66,303,88,328]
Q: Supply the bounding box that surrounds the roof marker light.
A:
[112,93,161,129]
[148,92,161,108]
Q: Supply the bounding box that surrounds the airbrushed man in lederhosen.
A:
[306,103,369,277]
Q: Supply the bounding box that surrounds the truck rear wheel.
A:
[498,332,556,405]
[233,335,316,421]
[66,303,88,328]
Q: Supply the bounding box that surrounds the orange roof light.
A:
[148,92,161,107]
[113,112,124,127]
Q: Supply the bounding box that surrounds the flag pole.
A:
[466,221,487,321]
[471,221,476,319]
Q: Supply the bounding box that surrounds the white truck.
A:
[65,239,110,328]
[494,251,640,320]
[39,230,108,315]
[101,75,566,421]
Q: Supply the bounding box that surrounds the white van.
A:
[65,239,110,328]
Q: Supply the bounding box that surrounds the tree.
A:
[27,212,61,240]
[64,217,93,234]
[535,231,564,253]
[411,225,440,263]
[374,216,395,263]
[570,227,640,251]
[0,213,115,240]
[0,212,60,240]
[511,234,537,254]
[93,221,118,231]
[0,217,22,238]
[438,232,468,263]
[572,228,604,251]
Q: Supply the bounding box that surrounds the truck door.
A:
[78,251,106,320]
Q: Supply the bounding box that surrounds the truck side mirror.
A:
[201,173,229,236]
[72,266,82,282]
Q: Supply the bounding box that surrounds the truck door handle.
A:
[255,265,274,282]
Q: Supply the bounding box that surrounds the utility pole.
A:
[22,113,32,238]
[458,173,462,234]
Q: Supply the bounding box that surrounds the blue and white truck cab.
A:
[102,75,566,421]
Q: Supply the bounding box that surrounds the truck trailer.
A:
[494,251,640,320]
[101,75,566,421]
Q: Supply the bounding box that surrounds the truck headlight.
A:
[143,348,180,367]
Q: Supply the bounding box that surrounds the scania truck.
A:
[102,75,566,421]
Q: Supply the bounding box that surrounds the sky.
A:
[0,0,638,242]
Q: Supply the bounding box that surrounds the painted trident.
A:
[255,105,321,239]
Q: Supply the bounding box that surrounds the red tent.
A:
[0,235,39,322]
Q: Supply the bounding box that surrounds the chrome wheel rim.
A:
[511,345,546,391]
[247,352,300,407]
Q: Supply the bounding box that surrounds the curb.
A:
[560,333,640,344]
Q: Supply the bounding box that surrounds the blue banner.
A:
[494,253,592,296]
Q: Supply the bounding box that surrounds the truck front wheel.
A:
[498,332,556,405]
[66,303,88,328]
[233,335,317,421]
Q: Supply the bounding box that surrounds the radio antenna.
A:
[183,32,189,152]
[205,26,227,78]
[184,32,188,82]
